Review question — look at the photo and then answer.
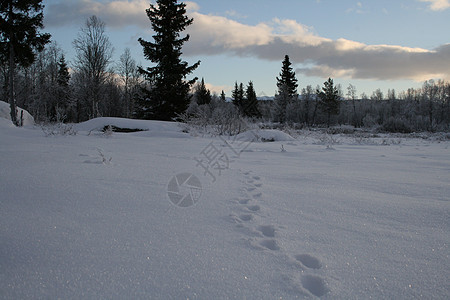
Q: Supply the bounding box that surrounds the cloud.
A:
[419,0,450,11]
[183,12,450,81]
[225,10,248,19]
[346,1,366,14]
[185,12,273,51]
[45,0,450,82]
[45,0,150,28]
[185,1,200,12]
[204,83,232,94]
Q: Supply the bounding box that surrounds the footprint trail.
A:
[230,170,330,297]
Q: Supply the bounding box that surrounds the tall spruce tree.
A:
[243,81,260,118]
[57,55,70,88]
[0,0,50,125]
[56,54,70,122]
[317,78,340,127]
[274,83,291,123]
[274,55,298,123]
[276,55,298,98]
[138,0,200,120]
[232,81,245,112]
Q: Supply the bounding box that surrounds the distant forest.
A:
[1,4,449,132]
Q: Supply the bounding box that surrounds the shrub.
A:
[381,117,413,133]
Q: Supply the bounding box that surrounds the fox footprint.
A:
[294,254,322,269]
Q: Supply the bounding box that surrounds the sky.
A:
[42,0,450,97]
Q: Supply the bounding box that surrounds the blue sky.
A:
[43,0,450,97]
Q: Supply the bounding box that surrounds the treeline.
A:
[1,7,449,132]
[187,56,450,133]
[0,15,144,123]
[259,78,450,133]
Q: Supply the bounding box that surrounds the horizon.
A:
[42,0,450,97]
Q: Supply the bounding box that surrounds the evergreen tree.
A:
[274,55,298,123]
[231,82,239,106]
[138,0,200,121]
[276,55,298,98]
[220,90,226,102]
[194,77,211,105]
[57,54,70,87]
[242,81,260,118]
[274,83,291,123]
[232,81,244,111]
[0,0,51,125]
[56,54,71,122]
[317,78,340,127]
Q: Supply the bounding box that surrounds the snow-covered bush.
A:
[236,129,295,143]
[180,98,249,136]
[362,114,377,128]
[381,117,413,133]
[326,125,357,134]
[314,134,341,146]
[41,123,77,136]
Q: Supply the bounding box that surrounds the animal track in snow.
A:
[301,275,328,297]
[237,170,331,296]
[239,214,253,222]
[294,254,322,269]
[247,205,260,212]
[259,239,280,251]
[257,225,276,237]
[238,198,250,205]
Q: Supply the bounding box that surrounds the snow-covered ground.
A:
[1,117,449,299]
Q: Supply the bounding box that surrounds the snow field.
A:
[1,118,449,298]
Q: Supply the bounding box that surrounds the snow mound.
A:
[0,100,34,126]
[236,129,295,142]
[74,117,190,138]
[0,116,14,128]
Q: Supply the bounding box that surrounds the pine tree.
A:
[276,55,298,99]
[220,90,226,102]
[232,81,244,111]
[138,0,200,121]
[274,55,298,123]
[274,83,291,123]
[56,54,71,122]
[242,81,260,118]
[0,0,51,125]
[57,55,70,87]
[317,78,340,127]
[194,78,211,105]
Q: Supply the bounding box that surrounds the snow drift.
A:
[74,117,190,138]
[0,100,34,126]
